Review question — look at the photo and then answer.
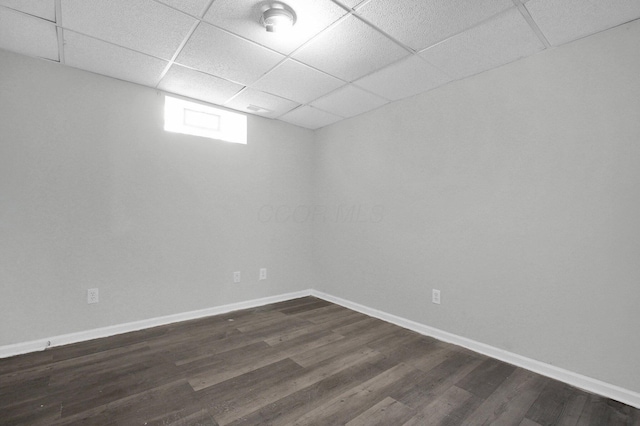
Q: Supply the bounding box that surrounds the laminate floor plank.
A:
[346,396,415,426]
[0,350,53,375]
[433,387,484,426]
[186,330,343,391]
[53,380,207,426]
[555,393,589,426]
[392,351,484,410]
[278,299,333,315]
[291,363,427,425]
[411,345,475,374]
[178,340,269,372]
[312,310,372,331]
[49,328,167,362]
[237,320,323,347]
[168,333,263,366]
[291,303,349,322]
[464,368,548,425]
[144,326,238,351]
[5,364,188,426]
[263,312,364,346]
[577,394,611,425]
[596,398,639,425]
[332,316,389,336]
[1,298,638,425]
[59,357,183,417]
[455,357,517,399]
[0,400,62,426]
[525,381,581,426]
[202,347,383,425]
[197,358,304,424]
[221,310,290,329]
[0,375,50,409]
[521,419,544,426]
[255,296,320,313]
[366,328,427,354]
[0,343,151,392]
[291,321,397,367]
[47,346,156,388]
[157,408,219,426]
[401,385,479,426]
[227,351,395,426]
[234,313,309,334]
[381,338,467,375]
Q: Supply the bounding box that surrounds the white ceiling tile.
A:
[279,106,343,130]
[63,31,168,86]
[420,8,545,81]
[526,0,640,46]
[203,0,347,55]
[343,0,370,9]
[0,7,58,60]
[2,0,636,132]
[224,89,299,118]
[0,0,55,21]
[251,59,344,104]
[158,64,244,106]
[61,0,196,60]
[176,22,284,85]
[155,0,209,17]
[311,85,388,118]
[357,0,513,50]
[293,15,409,82]
[355,55,451,101]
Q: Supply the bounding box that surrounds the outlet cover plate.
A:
[432,289,441,305]
[87,288,99,304]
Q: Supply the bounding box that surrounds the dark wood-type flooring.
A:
[1,296,639,425]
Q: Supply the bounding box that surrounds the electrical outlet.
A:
[259,268,267,280]
[432,289,441,305]
[87,288,99,304]
[233,271,241,283]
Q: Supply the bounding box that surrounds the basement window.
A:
[164,96,247,144]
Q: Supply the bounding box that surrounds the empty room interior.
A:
[1,0,639,424]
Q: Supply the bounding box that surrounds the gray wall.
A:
[313,21,640,393]
[0,49,314,346]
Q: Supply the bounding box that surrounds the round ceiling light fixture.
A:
[260,2,296,33]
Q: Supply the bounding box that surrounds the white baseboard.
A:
[0,290,312,359]
[2,288,638,409]
[310,290,640,409]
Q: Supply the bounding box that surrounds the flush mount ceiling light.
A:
[260,2,296,33]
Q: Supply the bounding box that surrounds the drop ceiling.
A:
[1,0,639,130]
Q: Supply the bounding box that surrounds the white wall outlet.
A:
[432,289,441,305]
[233,271,241,283]
[259,268,267,280]
[87,288,99,304]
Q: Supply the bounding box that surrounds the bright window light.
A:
[164,96,247,144]
[184,109,221,130]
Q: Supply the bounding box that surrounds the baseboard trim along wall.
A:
[1,289,638,409]
[309,290,640,410]
[0,290,310,359]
